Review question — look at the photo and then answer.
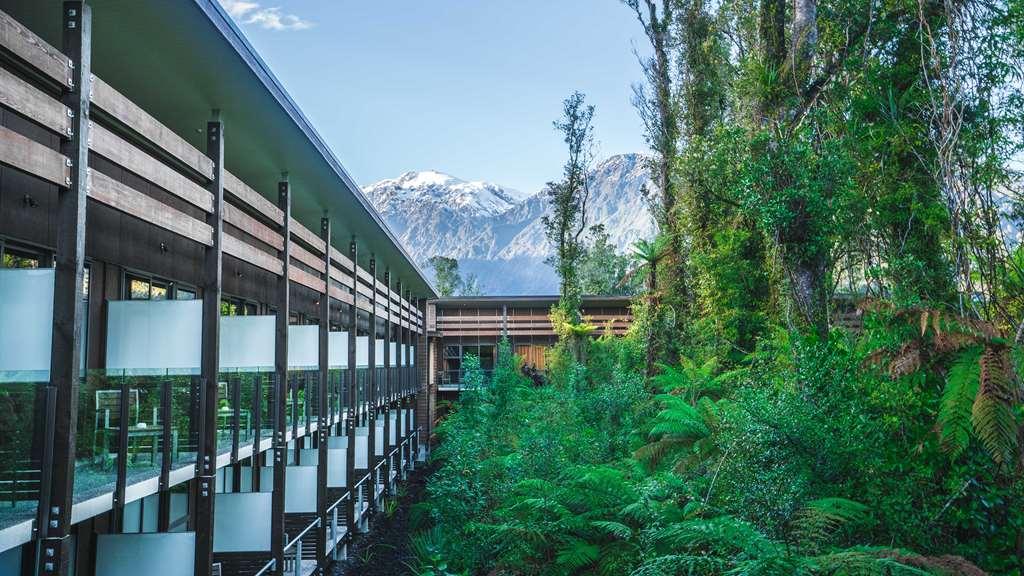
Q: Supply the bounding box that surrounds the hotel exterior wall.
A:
[0,5,431,576]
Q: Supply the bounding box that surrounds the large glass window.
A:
[125,271,193,302]
[221,295,257,316]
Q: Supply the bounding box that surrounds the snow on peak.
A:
[365,170,521,217]
[397,170,461,188]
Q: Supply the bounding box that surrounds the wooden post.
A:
[344,239,357,540]
[382,270,392,498]
[194,112,225,576]
[316,217,330,570]
[272,177,291,576]
[38,4,89,574]
[367,257,377,503]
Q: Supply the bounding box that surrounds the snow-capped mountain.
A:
[367,170,524,217]
[363,153,656,294]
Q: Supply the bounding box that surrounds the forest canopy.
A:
[412,0,1024,574]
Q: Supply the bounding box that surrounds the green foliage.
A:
[428,256,480,297]
[415,0,1024,572]
[577,225,636,296]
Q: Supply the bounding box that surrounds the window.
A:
[221,295,258,316]
[124,271,194,301]
[0,241,44,269]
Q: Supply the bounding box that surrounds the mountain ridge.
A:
[363,153,656,294]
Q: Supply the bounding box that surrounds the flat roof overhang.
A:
[3,0,436,298]
[431,295,634,309]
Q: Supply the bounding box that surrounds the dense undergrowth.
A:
[411,323,1022,575]
[407,0,1024,572]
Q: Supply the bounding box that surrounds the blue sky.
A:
[219,0,650,195]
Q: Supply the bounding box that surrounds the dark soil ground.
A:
[329,461,436,576]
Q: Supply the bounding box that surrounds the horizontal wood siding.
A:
[0,8,69,87]
[0,123,69,186]
[88,170,214,246]
[90,76,214,180]
[224,169,283,225]
[0,66,70,135]
[224,233,284,276]
[89,123,213,213]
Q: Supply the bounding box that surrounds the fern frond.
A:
[590,520,633,539]
[555,538,599,570]
[972,345,1020,466]
[938,347,982,458]
[790,498,869,548]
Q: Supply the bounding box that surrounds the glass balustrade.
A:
[0,376,46,530]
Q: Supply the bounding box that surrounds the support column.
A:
[383,271,393,495]
[38,5,90,574]
[316,217,330,571]
[194,112,225,576]
[402,289,412,438]
[344,239,358,539]
[367,257,378,503]
[415,298,430,449]
[271,177,291,576]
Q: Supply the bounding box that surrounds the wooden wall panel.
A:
[91,76,214,180]
[0,66,70,135]
[224,233,283,276]
[87,169,213,246]
[224,169,283,225]
[89,123,213,213]
[0,9,69,87]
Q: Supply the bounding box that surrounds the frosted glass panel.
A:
[328,331,348,368]
[95,533,195,576]
[375,339,384,367]
[401,345,407,367]
[220,316,274,369]
[389,343,397,364]
[288,325,318,368]
[0,269,54,381]
[285,466,317,512]
[214,493,272,552]
[327,448,346,487]
[0,545,21,575]
[106,300,202,373]
[411,345,416,366]
[356,336,369,367]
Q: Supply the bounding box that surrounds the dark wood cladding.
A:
[0,8,70,88]
[90,76,215,181]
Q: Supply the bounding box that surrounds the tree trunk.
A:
[645,263,658,378]
[785,255,829,338]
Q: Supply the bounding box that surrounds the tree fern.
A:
[789,498,870,550]
[938,346,982,458]
[972,345,1020,466]
[555,538,600,571]
[866,304,1023,466]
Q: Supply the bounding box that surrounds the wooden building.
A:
[426,296,633,390]
[0,2,435,575]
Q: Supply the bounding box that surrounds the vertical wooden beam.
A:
[271,177,291,576]
[251,373,263,492]
[38,4,89,575]
[194,113,225,576]
[381,270,392,498]
[415,298,428,446]
[158,380,172,531]
[367,257,377,498]
[344,239,358,538]
[316,217,330,570]
[405,290,413,435]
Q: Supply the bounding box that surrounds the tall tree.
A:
[543,92,595,321]
[428,256,461,297]
[577,225,635,297]
[625,0,680,231]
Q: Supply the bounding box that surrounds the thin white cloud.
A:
[219,0,314,31]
